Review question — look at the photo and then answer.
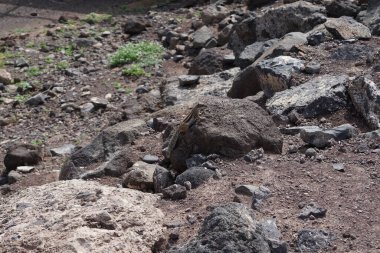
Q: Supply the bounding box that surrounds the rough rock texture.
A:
[297,229,334,252]
[192,26,214,49]
[175,167,215,189]
[300,124,357,148]
[0,180,165,253]
[227,64,261,98]
[201,6,229,25]
[59,119,147,180]
[357,0,380,36]
[170,96,283,171]
[0,69,13,84]
[189,48,230,75]
[324,16,372,40]
[348,76,380,130]
[256,56,305,97]
[162,67,240,106]
[4,144,42,172]
[326,0,360,18]
[236,39,277,69]
[122,161,156,192]
[266,75,348,118]
[123,17,149,35]
[169,203,271,253]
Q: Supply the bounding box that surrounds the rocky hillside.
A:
[0,0,379,252]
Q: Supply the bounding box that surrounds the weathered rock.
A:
[123,17,149,35]
[300,124,357,148]
[348,76,380,129]
[330,44,373,60]
[16,166,35,173]
[236,39,277,69]
[326,0,360,18]
[142,154,159,164]
[60,119,147,180]
[247,0,275,9]
[266,75,348,118]
[324,16,371,40]
[7,170,22,184]
[122,161,156,191]
[153,166,174,193]
[50,144,76,156]
[162,67,240,106]
[201,5,229,25]
[256,56,305,97]
[162,184,187,200]
[357,0,380,36]
[193,26,214,49]
[90,97,108,110]
[298,203,327,219]
[0,180,165,253]
[243,148,264,163]
[304,62,321,74]
[4,144,42,172]
[25,93,49,107]
[103,148,135,177]
[217,24,234,46]
[189,48,231,75]
[178,75,200,87]
[169,203,271,253]
[227,64,261,98]
[0,69,12,84]
[332,163,345,172]
[170,97,283,171]
[297,229,334,252]
[175,167,215,189]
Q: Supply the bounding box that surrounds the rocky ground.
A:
[0,0,379,252]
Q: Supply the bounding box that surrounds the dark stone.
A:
[326,0,360,18]
[297,229,334,252]
[162,184,187,200]
[4,144,42,172]
[123,17,149,35]
[298,203,327,219]
[153,166,174,193]
[175,167,215,189]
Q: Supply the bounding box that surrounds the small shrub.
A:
[27,67,42,77]
[56,60,69,70]
[14,94,30,102]
[82,13,112,24]
[16,81,32,92]
[109,41,164,68]
[122,65,147,77]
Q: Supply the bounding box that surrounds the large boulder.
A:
[169,203,274,253]
[324,16,372,40]
[266,75,348,118]
[59,119,147,180]
[357,0,380,36]
[162,67,240,106]
[348,76,380,130]
[0,180,165,253]
[169,96,283,171]
[3,144,42,172]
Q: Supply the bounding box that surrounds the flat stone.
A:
[50,144,76,156]
[304,62,321,74]
[332,163,345,172]
[16,166,35,173]
[122,161,156,191]
[324,16,371,40]
[25,93,49,107]
[298,203,327,219]
[142,154,159,164]
[178,75,200,87]
[162,184,187,200]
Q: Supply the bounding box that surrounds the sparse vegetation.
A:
[56,60,69,70]
[122,65,147,77]
[14,94,30,103]
[27,67,42,77]
[31,139,44,146]
[109,41,164,68]
[16,81,32,93]
[82,13,112,24]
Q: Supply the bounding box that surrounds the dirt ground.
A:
[0,1,379,253]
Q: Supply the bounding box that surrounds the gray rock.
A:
[162,67,240,106]
[217,24,234,46]
[259,219,287,253]
[122,161,156,191]
[193,26,214,49]
[103,148,134,177]
[256,56,305,97]
[281,126,321,136]
[201,6,229,25]
[25,93,48,107]
[50,144,76,156]
[90,97,108,110]
[243,148,264,163]
[357,0,380,36]
[326,0,360,18]
[80,102,95,113]
[14,58,29,68]
[305,148,317,158]
[185,154,207,169]
[236,39,277,69]
[170,203,271,253]
[307,31,326,46]
[74,38,96,48]
[162,184,187,200]
[227,64,261,98]
[4,144,42,172]
[298,203,327,219]
[348,76,380,130]
[16,166,35,173]
[153,166,174,193]
[0,69,13,84]
[175,167,215,189]
[60,119,147,180]
[251,186,271,210]
[332,163,345,172]
[178,75,200,87]
[266,75,348,118]
[170,97,283,171]
[123,17,149,35]
[7,171,22,184]
[304,62,321,74]
[324,16,371,40]
[297,229,334,252]
[189,48,231,75]
[300,124,357,148]
[142,154,159,164]
[331,44,373,60]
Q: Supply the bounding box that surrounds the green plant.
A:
[26,67,42,77]
[113,82,123,89]
[82,13,112,24]
[56,60,69,70]
[122,65,147,77]
[31,139,44,146]
[109,41,164,68]
[16,81,32,92]
[14,94,30,102]
[26,41,35,48]
[45,57,54,64]
[39,42,48,51]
